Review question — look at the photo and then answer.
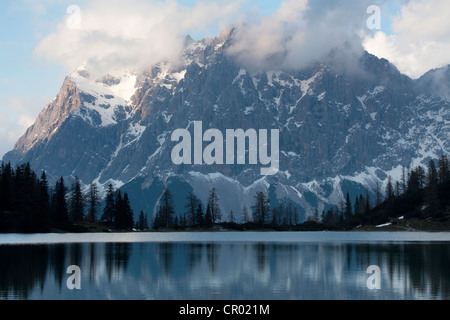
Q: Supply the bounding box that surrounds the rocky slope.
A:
[4,33,450,222]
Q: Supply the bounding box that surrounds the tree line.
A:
[319,155,450,229]
[152,186,302,230]
[2,155,449,233]
[154,155,450,231]
[153,187,221,229]
[0,162,148,233]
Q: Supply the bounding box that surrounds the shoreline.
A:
[1,216,449,235]
[1,222,450,235]
[1,229,450,246]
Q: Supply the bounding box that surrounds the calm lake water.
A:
[0,232,449,300]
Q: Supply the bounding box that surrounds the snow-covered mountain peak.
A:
[69,69,138,103]
[4,37,450,222]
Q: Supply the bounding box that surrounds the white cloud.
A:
[34,0,383,76]
[226,0,373,72]
[26,0,450,79]
[363,0,450,78]
[34,0,245,78]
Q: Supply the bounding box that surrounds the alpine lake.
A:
[1,231,449,300]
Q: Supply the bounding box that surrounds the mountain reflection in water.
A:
[1,237,449,300]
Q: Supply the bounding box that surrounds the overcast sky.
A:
[1,0,449,159]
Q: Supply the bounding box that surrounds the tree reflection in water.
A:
[0,241,449,300]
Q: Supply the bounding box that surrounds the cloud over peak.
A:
[33,0,450,79]
[227,0,374,72]
[34,0,244,78]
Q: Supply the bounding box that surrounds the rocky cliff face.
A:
[4,33,450,221]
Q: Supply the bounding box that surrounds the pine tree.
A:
[207,188,221,223]
[137,211,148,230]
[401,166,407,195]
[385,176,394,201]
[425,159,440,218]
[408,168,419,193]
[0,162,13,213]
[69,176,85,222]
[15,163,39,231]
[114,190,125,229]
[408,166,426,193]
[144,213,149,229]
[160,188,175,228]
[323,208,337,227]
[345,192,352,220]
[271,204,283,226]
[353,196,360,216]
[185,192,200,227]
[86,182,100,222]
[52,177,69,226]
[122,192,134,229]
[364,190,371,220]
[417,166,426,190]
[427,159,438,186]
[195,203,204,227]
[438,155,449,183]
[154,206,162,229]
[12,164,29,226]
[181,213,187,228]
[395,181,400,197]
[358,194,366,216]
[101,184,116,225]
[36,171,51,229]
[204,203,213,227]
[113,191,133,229]
[252,191,270,227]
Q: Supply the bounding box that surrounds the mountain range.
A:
[4,31,450,222]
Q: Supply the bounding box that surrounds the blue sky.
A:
[0,1,68,158]
[1,0,442,159]
[0,0,288,158]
